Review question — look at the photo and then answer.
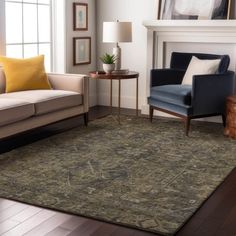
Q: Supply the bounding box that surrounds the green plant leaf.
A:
[100,53,116,64]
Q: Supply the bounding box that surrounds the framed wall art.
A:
[159,0,231,20]
[73,3,88,31]
[157,0,162,19]
[73,37,91,65]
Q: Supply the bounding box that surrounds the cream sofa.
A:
[0,68,89,140]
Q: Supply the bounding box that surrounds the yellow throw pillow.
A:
[0,55,51,93]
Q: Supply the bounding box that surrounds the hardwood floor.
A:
[0,199,156,236]
[0,106,236,236]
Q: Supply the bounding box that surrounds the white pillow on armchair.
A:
[182,56,221,85]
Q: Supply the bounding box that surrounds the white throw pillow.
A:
[182,56,221,85]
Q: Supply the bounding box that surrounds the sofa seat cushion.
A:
[150,85,192,106]
[0,90,83,115]
[0,99,34,126]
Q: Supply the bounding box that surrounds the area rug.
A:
[0,116,236,235]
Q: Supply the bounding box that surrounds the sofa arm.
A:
[47,73,89,113]
[192,71,235,115]
[151,69,185,87]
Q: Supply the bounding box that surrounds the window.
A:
[5,0,52,71]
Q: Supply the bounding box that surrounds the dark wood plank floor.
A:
[0,106,236,236]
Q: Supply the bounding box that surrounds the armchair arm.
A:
[151,69,185,87]
[47,73,89,112]
[192,71,235,116]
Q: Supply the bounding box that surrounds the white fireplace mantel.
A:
[143,20,236,32]
[143,20,236,68]
[142,20,236,115]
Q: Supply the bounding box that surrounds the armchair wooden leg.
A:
[185,117,191,136]
[150,106,154,123]
[83,112,89,126]
[222,114,226,127]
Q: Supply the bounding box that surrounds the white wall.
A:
[96,0,157,109]
[65,0,97,107]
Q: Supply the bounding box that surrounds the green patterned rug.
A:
[0,115,236,235]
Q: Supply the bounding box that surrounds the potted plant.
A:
[100,53,116,74]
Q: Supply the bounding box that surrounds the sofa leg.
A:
[83,112,89,126]
[222,114,226,127]
[150,106,154,123]
[185,117,191,136]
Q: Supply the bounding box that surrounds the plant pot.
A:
[103,63,115,74]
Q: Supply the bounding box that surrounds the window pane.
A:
[5,2,22,44]
[23,3,37,43]
[38,5,50,42]
[39,44,51,72]
[38,0,50,4]
[6,45,23,58]
[24,44,38,58]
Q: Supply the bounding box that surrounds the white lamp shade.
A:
[103,22,132,43]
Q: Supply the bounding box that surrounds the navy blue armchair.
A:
[148,52,235,136]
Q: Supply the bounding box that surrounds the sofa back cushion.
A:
[170,52,230,74]
[0,67,6,94]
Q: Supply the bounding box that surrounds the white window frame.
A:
[0,0,6,56]
[51,0,66,73]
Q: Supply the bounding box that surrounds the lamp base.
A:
[113,44,121,70]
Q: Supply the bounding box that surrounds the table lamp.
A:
[103,21,132,71]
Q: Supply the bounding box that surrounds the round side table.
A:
[224,96,236,139]
[90,71,139,123]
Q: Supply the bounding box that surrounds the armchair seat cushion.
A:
[150,85,192,106]
[0,90,82,115]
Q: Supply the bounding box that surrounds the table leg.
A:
[118,79,121,124]
[110,78,113,114]
[136,77,139,116]
[96,77,99,105]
